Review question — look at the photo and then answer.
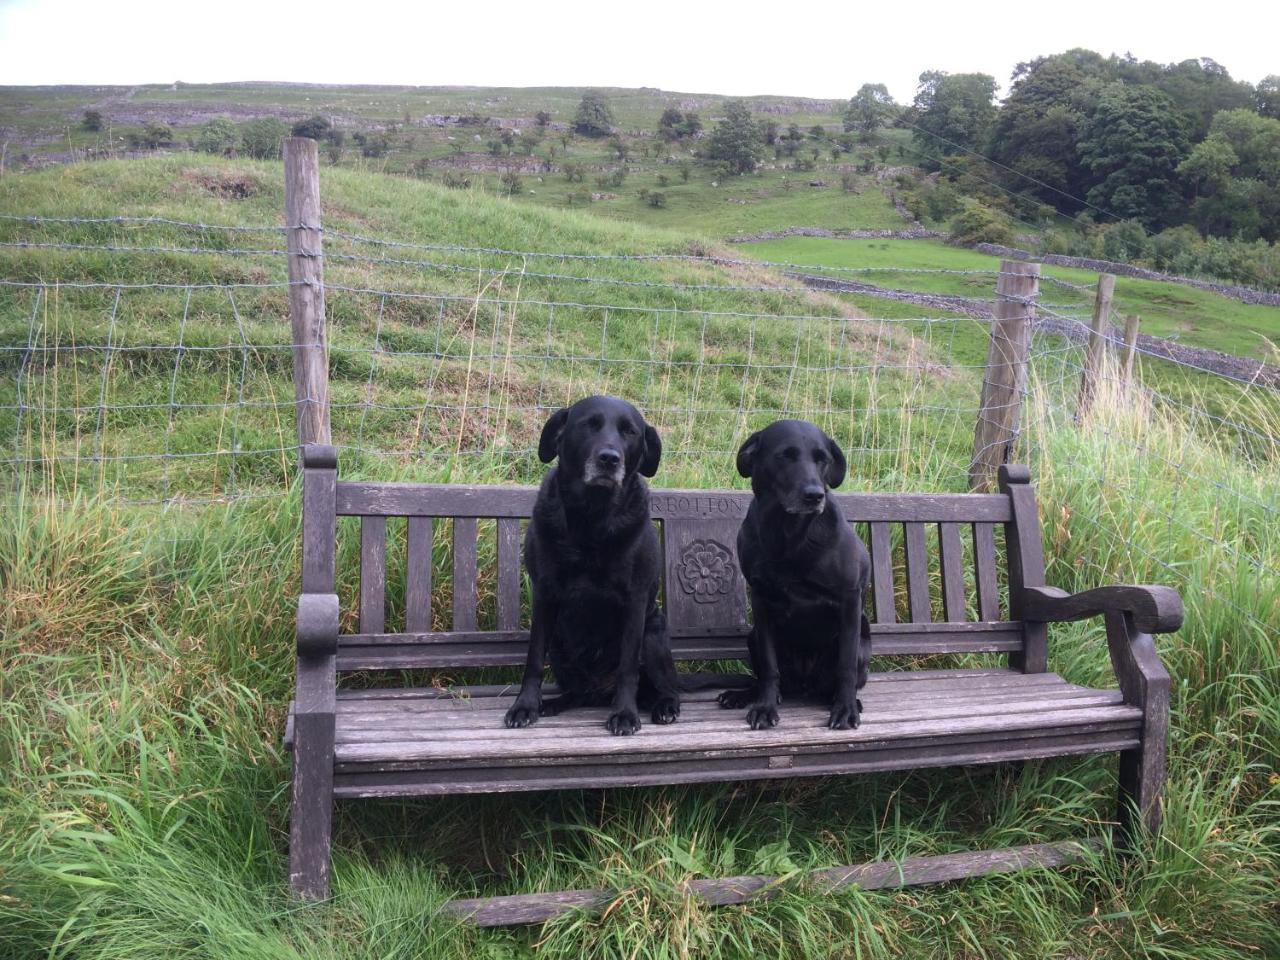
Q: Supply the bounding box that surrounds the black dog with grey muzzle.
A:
[504,395,681,735]
[718,419,872,730]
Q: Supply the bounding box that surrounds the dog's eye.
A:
[813,451,828,464]
[585,415,604,431]
[777,447,799,461]
[619,421,636,436]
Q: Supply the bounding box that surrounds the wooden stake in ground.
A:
[1121,314,1141,390]
[284,137,331,447]
[1078,273,1115,419]
[970,261,1039,492]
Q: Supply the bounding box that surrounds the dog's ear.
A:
[639,422,662,477]
[824,433,847,488]
[736,430,762,478]
[537,407,570,463]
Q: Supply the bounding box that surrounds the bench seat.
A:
[285,667,1140,798]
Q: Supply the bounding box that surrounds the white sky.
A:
[0,0,1274,104]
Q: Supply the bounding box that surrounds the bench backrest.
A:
[300,446,1048,675]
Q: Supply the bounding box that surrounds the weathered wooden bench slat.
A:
[451,517,478,632]
[868,522,895,623]
[496,518,522,631]
[903,522,932,623]
[404,516,432,632]
[332,692,1126,742]
[331,622,1028,671]
[973,522,1001,621]
[286,449,1178,913]
[359,516,386,635]
[938,522,968,622]
[335,482,1014,523]
[444,839,1099,927]
[332,732,1143,797]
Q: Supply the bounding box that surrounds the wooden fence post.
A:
[1121,314,1140,390]
[284,137,331,448]
[970,260,1040,492]
[1077,273,1115,419]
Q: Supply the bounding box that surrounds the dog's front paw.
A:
[717,689,753,710]
[746,702,779,729]
[827,696,863,730]
[606,708,641,736]
[504,697,541,728]
[651,696,680,725]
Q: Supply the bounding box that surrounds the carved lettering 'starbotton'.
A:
[674,538,736,604]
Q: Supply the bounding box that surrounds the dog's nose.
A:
[802,485,825,505]
[597,448,622,469]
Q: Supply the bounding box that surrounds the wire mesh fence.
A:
[1,212,1276,644]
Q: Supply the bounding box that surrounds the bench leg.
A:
[290,710,335,899]
[1115,741,1164,850]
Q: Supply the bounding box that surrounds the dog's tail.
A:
[677,671,753,691]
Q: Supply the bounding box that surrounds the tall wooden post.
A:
[284,137,331,447]
[1077,273,1115,419]
[1121,314,1141,390]
[970,261,1040,492]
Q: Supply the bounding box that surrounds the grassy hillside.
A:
[1,157,1277,960]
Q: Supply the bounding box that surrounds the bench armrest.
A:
[297,592,339,657]
[1021,585,1183,634]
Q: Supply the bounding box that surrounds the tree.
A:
[909,71,998,167]
[658,107,685,141]
[241,118,288,159]
[1178,109,1280,241]
[1078,85,1189,229]
[573,92,614,138]
[706,100,762,174]
[535,110,552,127]
[1258,76,1280,119]
[81,109,103,132]
[197,118,239,155]
[291,115,331,140]
[987,51,1107,209]
[679,112,702,138]
[843,83,895,136]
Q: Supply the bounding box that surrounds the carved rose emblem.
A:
[675,539,735,604]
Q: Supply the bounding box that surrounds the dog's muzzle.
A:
[584,448,624,487]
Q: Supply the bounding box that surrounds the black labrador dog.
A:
[718,420,872,730]
[504,396,681,735]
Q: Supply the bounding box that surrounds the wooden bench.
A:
[285,444,1182,921]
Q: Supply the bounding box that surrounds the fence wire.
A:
[2,214,1276,642]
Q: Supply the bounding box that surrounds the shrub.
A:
[499,170,523,195]
[573,92,614,138]
[241,118,287,159]
[81,110,103,132]
[127,122,173,150]
[441,170,472,189]
[290,115,331,140]
[948,199,1014,246]
[646,191,667,208]
[196,118,238,156]
[1101,220,1152,263]
[656,173,670,187]
[562,163,584,183]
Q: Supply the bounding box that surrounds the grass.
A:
[1,156,1277,959]
[741,237,1280,363]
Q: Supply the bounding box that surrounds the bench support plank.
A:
[445,839,1099,926]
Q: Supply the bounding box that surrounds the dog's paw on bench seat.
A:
[284,667,1140,798]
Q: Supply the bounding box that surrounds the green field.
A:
[1,157,1277,960]
[742,237,1280,362]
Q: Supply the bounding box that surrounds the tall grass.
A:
[3,373,1276,959]
[1,157,1276,959]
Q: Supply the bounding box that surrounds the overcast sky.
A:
[0,0,1274,104]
